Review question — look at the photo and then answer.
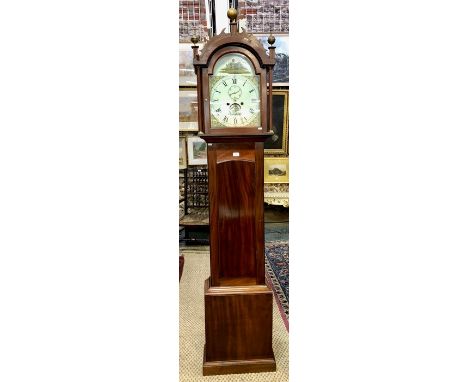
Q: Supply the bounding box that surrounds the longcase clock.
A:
[191,8,277,376]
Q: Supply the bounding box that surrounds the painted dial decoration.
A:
[209,53,260,128]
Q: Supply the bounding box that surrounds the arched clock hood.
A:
[191,8,277,138]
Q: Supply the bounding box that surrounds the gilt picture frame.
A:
[179,88,199,132]
[264,157,289,183]
[265,89,288,155]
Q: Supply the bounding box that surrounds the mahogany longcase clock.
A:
[191,8,277,376]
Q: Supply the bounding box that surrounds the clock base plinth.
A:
[203,345,276,376]
[203,277,276,376]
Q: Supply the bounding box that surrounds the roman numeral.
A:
[249,108,254,113]
[249,89,254,93]
[214,90,221,93]
[212,99,219,102]
[242,80,247,86]
[223,116,228,123]
[232,78,237,84]
[234,117,237,124]
[222,80,228,86]
[215,108,221,113]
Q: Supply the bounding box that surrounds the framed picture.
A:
[179,1,210,42]
[239,1,289,34]
[187,136,207,165]
[179,136,187,169]
[179,43,203,86]
[265,90,288,155]
[264,157,289,183]
[179,88,199,131]
[255,34,289,85]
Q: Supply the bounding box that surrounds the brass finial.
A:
[227,8,238,22]
[268,34,275,45]
[191,35,199,45]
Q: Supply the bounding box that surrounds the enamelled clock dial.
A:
[209,53,261,128]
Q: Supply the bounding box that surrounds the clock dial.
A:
[210,75,260,128]
[209,53,261,128]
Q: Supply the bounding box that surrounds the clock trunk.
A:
[207,142,266,287]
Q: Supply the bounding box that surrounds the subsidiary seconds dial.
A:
[210,75,260,128]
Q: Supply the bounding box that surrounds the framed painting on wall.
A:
[179,43,203,86]
[179,0,210,42]
[179,136,187,169]
[179,88,199,131]
[255,34,289,85]
[265,89,288,155]
[239,0,289,34]
[187,136,207,165]
[264,157,289,183]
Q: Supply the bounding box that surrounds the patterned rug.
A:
[265,241,289,327]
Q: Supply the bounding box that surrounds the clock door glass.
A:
[209,53,260,128]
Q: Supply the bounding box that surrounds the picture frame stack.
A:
[253,32,289,185]
[179,42,207,170]
[179,85,207,168]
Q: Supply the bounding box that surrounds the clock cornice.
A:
[194,27,276,68]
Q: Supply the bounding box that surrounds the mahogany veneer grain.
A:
[203,278,276,374]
